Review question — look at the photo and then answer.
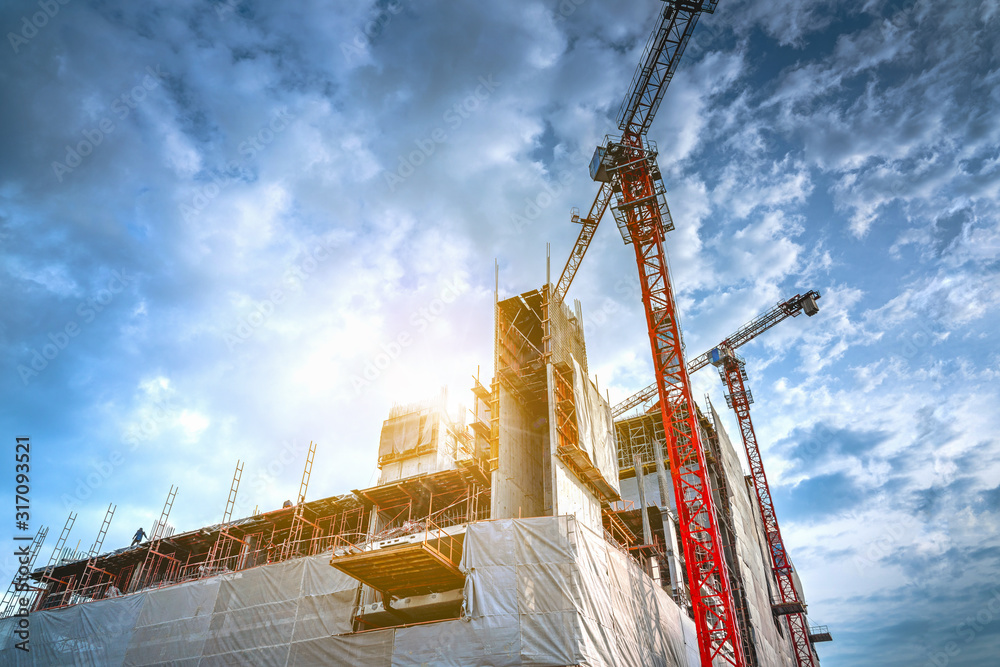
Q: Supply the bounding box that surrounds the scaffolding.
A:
[330,466,490,630]
[615,411,666,478]
[27,492,369,614]
[552,362,619,504]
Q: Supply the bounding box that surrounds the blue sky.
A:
[1,0,998,664]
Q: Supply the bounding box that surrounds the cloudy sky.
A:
[1,0,998,663]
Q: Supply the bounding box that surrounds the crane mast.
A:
[569,1,746,664]
[613,291,821,417]
[616,290,822,665]
[547,0,824,662]
[716,350,818,666]
[552,0,716,303]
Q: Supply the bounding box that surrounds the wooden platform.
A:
[330,538,464,598]
[557,443,621,503]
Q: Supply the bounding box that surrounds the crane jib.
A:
[611,291,821,418]
[616,3,708,137]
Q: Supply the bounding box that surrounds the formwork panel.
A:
[491,385,546,520]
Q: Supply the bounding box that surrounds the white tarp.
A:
[0,553,359,667]
[0,590,146,667]
[2,516,704,667]
[125,578,219,664]
[571,358,621,496]
[460,515,696,666]
[377,410,437,461]
[287,629,393,667]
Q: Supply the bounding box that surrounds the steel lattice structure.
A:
[613,290,823,664]
[552,182,614,303]
[719,354,817,667]
[612,291,820,417]
[549,1,827,663]
[618,146,745,665]
[611,290,820,417]
[597,1,745,664]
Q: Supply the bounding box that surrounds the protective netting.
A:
[0,516,700,666]
[460,516,697,666]
[377,408,438,461]
[571,358,620,497]
[0,553,357,667]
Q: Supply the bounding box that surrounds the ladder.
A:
[0,526,47,617]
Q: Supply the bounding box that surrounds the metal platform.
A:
[771,600,806,616]
[556,442,621,503]
[808,625,833,643]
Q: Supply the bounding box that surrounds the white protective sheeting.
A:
[49,592,145,666]
[571,358,621,498]
[288,629,394,667]
[391,617,524,667]
[0,552,359,667]
[4,516,706,666]
[125,578,220,664]
[460,515,697,666]
[377,409,437,461]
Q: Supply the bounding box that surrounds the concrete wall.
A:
[491,385,546,520]
[546,359,620,534]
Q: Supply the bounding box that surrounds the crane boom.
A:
[552,181,614,302]
[553,0,715,303]
[612,290,820,417]
[617,0,717,137]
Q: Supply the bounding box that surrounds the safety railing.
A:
[32,507,369,612]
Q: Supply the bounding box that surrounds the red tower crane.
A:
[552,2,746,664]
[714,326,820,666]
[614,291,824,666]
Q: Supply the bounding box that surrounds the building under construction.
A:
[1,1,833,665]
[0,284,829,666]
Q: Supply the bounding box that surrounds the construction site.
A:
[1,2,834,666]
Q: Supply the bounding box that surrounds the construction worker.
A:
[131,527,147,547]
[105,584,121,598]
